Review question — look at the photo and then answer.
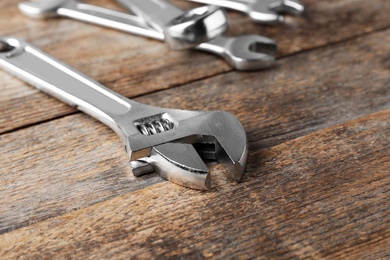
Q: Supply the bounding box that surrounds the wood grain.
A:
[1,0,390,258]
[1,109,389,259]
[1,0,390,133]
[1,29,389,235]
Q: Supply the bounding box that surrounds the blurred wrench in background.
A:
[186,0,304,24]
[111,0,228,50]
[19,0,228,50]
[118,0,277,70]
[19,0,277,70]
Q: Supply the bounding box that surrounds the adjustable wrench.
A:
[19,0,227,50]
[186,0,304,24]
[19,0,277,70]
[0,37,248,190]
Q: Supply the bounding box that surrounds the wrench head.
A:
[18,0,68,18]
[0,39,16,52]
[250,0,304,23]
[164,5,228,50]
[124,107,248,190]
[223,35,277,71]
[269,0,305,16]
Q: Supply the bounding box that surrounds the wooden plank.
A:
[0,29,389,234]
[1,0,390,133]
[1,109,389,259]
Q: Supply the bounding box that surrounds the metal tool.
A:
[186,0,304,24]
[0,37,248,190]
[19,0,277,70]
[113,0,229,50]
[19,0,227,50]
[117,0,276,70]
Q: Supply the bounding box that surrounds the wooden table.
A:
[1,0,389,258]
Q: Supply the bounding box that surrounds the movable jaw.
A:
[164,5,228,50]
[125,109,248,190]
[18,0,69,18]
[132,143,212,190]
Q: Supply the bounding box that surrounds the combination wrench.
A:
[19,0,277,70]
[0,37,248,190]
[186,0,304,24]
[111,0,229,50]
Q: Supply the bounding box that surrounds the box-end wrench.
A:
[19,0,277,70]
[19,0,227,50]
[0,37,248,190]
[186,0,304,24]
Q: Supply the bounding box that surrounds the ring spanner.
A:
[0,37,248,190]
[19,0,227,50]
[186,0,304,24]
[19,0,276,70]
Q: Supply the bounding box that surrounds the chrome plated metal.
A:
[187,0,304,24]
[19,0,277,70]
[116,0,276,70]
[115,0,228,49]
[0,37,248,190]
[200,35,276,70]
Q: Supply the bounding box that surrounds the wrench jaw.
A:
[269,0,305,16]
[164,5,228,50]
[125,109,248,190]
[206,111,248,182]
[18,0,68,18]
[0,38,21,54]
[250,0,304,23]
[225,35,277,71]
[149,143,211,190]
[130,142,211,190]
[249,9,284,24]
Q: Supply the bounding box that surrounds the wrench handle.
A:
[18,0,164,40]
[0,37,132,130]
[61,1,165,40]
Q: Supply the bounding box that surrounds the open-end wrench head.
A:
[250,1,283,24]
[269,0,305,16]
[18,0,68,18]
[164,5,228,50]
[0,39,17,52]
[250,0,304,23]
[224,35,277,71]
